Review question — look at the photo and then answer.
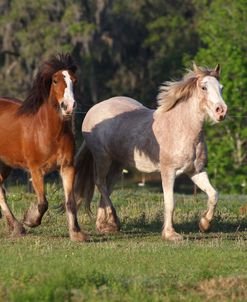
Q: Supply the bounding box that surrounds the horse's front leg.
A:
[190,171,218,232]
[0,185,25,236]
[0,164,25,236]
[60,165,87,242]
[161,169,183,241]
[23,169,48,227]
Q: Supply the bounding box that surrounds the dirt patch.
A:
[195,275,247,301]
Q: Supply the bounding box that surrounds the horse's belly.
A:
[0,157,23,169]
[0,146,27,169]
[41,160,59,174]
[132,148,160,173]
[175,161,194,176]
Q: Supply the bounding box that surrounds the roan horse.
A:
[74,63,227,241]
[0,54,86,242]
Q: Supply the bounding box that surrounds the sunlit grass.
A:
[0,185,246,301]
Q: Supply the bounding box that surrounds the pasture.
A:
[0,184,246,302]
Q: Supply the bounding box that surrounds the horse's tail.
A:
[74,141,95,213]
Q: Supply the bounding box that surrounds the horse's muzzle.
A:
[215,104,227,121]
[60,101,77,117]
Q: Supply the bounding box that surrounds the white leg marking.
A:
[191,171,218,224]
[161,171,183,241]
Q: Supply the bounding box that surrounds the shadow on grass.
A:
[2,223,246,244]
[2,211,246,243]
[80,216,247,243]
[121,214,247,233]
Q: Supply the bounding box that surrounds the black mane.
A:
[17,53,77,115]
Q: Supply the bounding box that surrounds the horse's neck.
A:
[35,99,65,138]
[154,95,205,139]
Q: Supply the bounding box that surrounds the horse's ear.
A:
[214,63,221,75]
[193,61,200,74]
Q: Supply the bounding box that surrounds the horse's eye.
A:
[53,79,58,85]
[202,86,207,91]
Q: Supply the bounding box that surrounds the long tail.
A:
[74,141,95,213]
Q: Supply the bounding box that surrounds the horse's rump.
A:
[82,96,159,173]
[82,97,145,132]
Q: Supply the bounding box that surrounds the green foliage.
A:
[0,0,199,103]
[194,0,247,193]
[0,0,72,97]
[0,187,246,301]
[0,0,246,192]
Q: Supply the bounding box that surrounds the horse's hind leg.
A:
[0,163,25,236]
[95,159,121,233]
[190,171,218,232]
[23,169,48,227]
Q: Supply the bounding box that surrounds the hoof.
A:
[11,223,26,237]
[96,207,121,234]
[70,231,88,242]
[199,216,211,232]
[23,215,41,228]
[96,222,120,234]
[23,205,41,228]
[162,231,183,241]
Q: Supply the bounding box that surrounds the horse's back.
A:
[82,96,145,132]
[0,96,22,106]
[0,97,23,122]
[0,97,23,126]
[0,97,26,168]
[0,97,22,114]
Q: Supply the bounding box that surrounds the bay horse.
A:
[0,53,86,241]
[74,63,227,241]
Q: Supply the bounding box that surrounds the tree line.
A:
[0,0,246,193]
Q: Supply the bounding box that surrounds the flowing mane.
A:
[157,66,220,112]
[18,53,77,115]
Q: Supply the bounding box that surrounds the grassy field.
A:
[0,184,246,302]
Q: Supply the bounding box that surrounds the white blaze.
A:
[202,76,224,105]
[62,70,75,111]
[201,76,226,122]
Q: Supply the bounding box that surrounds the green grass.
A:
[0,185,247,302]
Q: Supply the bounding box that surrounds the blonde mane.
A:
[157,66,220,112]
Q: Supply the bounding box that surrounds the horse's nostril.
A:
[73,102,77,109]
[61,102,68,111]
[216,106,221,113]
[216,105,225,115]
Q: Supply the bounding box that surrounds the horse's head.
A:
[51,69,77,119]
[194,63,227,123]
